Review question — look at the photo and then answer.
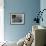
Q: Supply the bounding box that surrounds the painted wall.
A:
[40,0,46,27]
[4,0,40,42]
[40,0,46,45]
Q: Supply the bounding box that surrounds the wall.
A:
[4,0,40,42]
[40,0,46,45]
[40,0,46,27]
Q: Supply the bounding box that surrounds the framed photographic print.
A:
[10,13,24,24]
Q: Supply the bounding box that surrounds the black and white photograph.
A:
[10,13,24,24]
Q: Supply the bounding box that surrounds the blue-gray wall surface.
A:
[4,0,40,42]
[40,0,46,44]
[40,0,46,27]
